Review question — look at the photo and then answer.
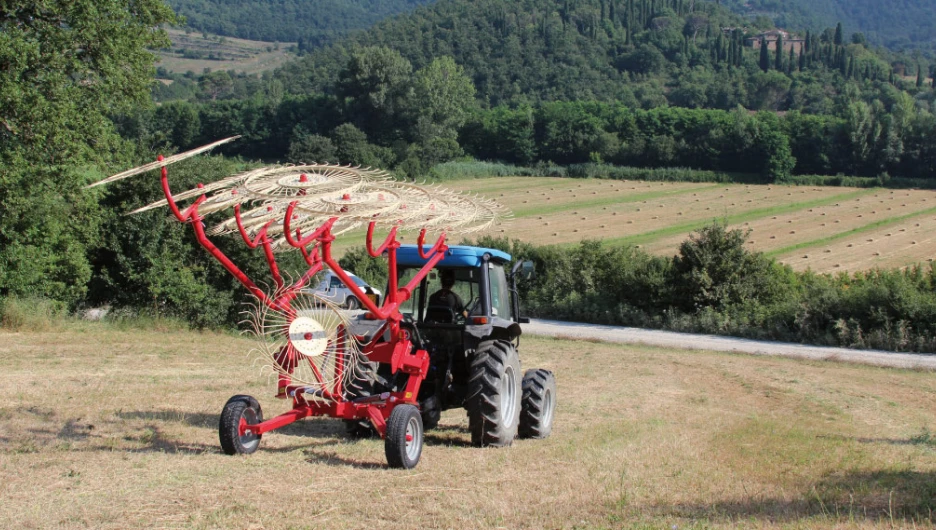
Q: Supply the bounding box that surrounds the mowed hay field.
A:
[1,325,935,528]
[156,29,295,75]
[447,177,936,273]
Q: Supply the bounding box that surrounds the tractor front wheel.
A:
[385,404,423,469]
[466,340,522,447]
[519,369,557,439]
[219,395,263,455]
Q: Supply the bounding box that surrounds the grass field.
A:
[1,324,934,528]
[442,177,936,273]
[156,29,295,75]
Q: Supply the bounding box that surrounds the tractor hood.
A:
[396,245,511,268]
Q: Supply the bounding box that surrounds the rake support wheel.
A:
[385,404,423,469]
[219,395,263,455]
[466,340,521,447]
[519,369,557,439]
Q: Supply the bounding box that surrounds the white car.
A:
[305,271,382,310]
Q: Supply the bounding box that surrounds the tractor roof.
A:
[396,245,511,268]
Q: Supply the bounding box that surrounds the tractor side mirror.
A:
[518,260,535,280]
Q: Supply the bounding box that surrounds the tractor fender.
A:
[488,317,522,342]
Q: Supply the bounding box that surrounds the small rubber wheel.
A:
[219,395,263,455]
[519,369,557,439]
[385,404,423,469]
[346,297,360,310]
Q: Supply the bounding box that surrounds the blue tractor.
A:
[350,245,557,447]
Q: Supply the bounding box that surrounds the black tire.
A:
[421,408,441,431]
[345,296,360,310]
[385,404,423,469]
[466,340,522,447]
[219,395,263,455]
[519,369,557,439]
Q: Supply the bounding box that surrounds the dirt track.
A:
[522,319,936,371]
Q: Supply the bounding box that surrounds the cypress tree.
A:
[775,34,783,71]
[788,45,795,73]
[798,47,805,71]
[917,64,924,87]
[759,37,770,71]
[834,22,843,46]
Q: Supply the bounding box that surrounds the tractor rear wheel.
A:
[519,369,557,439]
[385,404,423,469]
[219,395,263,455]
[466,340,521,447]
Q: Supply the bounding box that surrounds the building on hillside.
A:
[746,30,805,54]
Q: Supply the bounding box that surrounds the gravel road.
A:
[522,319,936,371]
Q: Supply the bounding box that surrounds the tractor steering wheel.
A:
[464,297,482,318]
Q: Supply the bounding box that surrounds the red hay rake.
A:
[88,137,509,467]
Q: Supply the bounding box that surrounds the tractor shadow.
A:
[651,470,936,524]
[423,422,473,447]
[115,409,218,429]
[303,451,386,469]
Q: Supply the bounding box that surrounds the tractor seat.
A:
[424,305,456,324]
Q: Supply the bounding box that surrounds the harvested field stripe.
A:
[450,178,565,194]
[514,184,721,217]
[766,205,936,258]
[595,188,879,248]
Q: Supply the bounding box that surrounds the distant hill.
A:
[166,0,436,45]
[722,0,936,52]
[274,0,917,109]
[276,0,756,105]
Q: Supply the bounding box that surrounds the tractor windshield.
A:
[397,267,480,323]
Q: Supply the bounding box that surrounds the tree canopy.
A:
[0,0,177,303]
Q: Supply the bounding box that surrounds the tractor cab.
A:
[386,245,547,437]
[396,245,524,336]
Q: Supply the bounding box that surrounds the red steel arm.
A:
[366,222,399,257]
[234,205,284,289]
[417,228,447,259]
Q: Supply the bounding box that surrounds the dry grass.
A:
[1,324,935,528]
[156,29,296,75]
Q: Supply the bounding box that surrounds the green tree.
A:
[0,0,177,305]
[671,221,788,312]
[775,34,783,71]
[287,131,337,163]
[336,46,413,140]
[759,38,770,72]
[331,123,394,167]
[410,56,476,132]
[198,70,234,100]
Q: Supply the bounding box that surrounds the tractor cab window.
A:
[488,263,511,319]
[397,268,421,320]
[426,268,480,319]
[397,267,481,323]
